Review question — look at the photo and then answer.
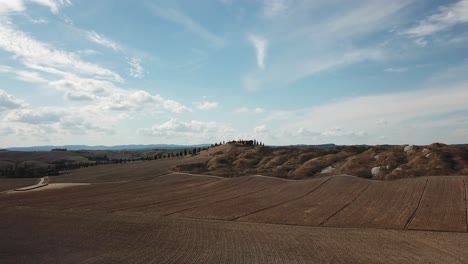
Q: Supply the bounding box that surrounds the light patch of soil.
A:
[8,183,90,193]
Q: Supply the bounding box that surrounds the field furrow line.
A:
[318,181,371,227]
[232,177,332,221]
[404,177,428,230]
[464,177,467,232]
[59,178,219,210]
[108,177,253,213]
[164,187,271,217]
[0,172,176,207]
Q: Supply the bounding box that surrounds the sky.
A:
[0,0,468,147]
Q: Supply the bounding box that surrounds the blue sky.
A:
[1,0,468,147]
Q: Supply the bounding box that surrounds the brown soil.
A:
[406,176,467,232]
[0,177,38,192]
[323,177,427,229]
[177,143,468,180]
[2,208,468,264]
[1,158,468,263]
[240,175,369,226]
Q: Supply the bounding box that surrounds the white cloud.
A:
[0,126,14,135]
[376,118,388,126]
[0,65,48,83]
[150,5,227,47]
[404,0,468,38]
[0,21,124,83]
[254,107,265,113]
[194,101,218,110]
[248,34,268,70]
[139,119,234,142]
[263,0,290,17]
[326,1,410,37]
[305,85,468,126]
[152,119,210,133]
[244,48,385,91]
[3,104,115,142]
[0,89,26,110]
[29,0,70,14]
[261,84,468,144]
[414,37,428,47]
[299,49,385,78]
[254,124,268,133]
[384,67,408,73]
[194,101,219,110]
[99,90,191,114]
[28,17,48,24]
[234,107,249,113]
[86,30,122,51]
[0,0,25,13]
[242,0,413,92]
[320,127,366,137]
[77,49,99,56]
[64,91,95,101]
[128,57,144,78]
[0,0,69,14]
[234,107,265,114]
[7,107,63,124]
[49,74,119,98]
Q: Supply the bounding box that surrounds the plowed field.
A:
[324,177,427,229]
[406,177,467,232]
[1,159,467,263]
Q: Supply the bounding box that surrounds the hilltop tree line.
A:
[212,139,265,147]
[0,147,211,178]
[0,141,264,178]
[152,147,209,160]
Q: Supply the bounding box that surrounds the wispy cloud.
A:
[234,107,265,114]
[0,21,123,82]
[0,0,70,14]
[404,0,468,38]
[27,17,48,24]
[150,5,227,47]
[248,34,268,70]
[0,0,25,13]
[0,89,26,110]
[241,0,410,91]
[99,90,192,114]
[263,0,290,17]
[128,57,144,78]
[0,65,48,83]
[243,48,385,91]
[86,30,122,51]
[7,107,63,124]
[139,118,234,143]
[193,101,219,110]
[263,84,468,144]
[384,67,408,73]
[29,0,71,14]
[299,49,385,78]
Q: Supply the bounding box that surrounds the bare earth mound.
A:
[177,143,468,180]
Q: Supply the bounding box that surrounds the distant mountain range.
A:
[5,143,343,151]
[3,144,211,152]
[3,143,466,152]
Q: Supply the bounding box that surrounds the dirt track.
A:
[1,158,468,263]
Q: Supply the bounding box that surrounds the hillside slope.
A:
[177,143,468,180]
